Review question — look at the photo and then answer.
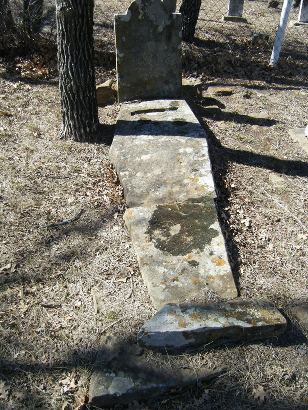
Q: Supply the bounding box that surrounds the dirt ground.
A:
[0,1,308,409]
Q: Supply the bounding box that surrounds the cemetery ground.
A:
[1,1,308,410]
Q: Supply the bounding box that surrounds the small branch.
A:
[100,318,124,333]
[44,209,85,229]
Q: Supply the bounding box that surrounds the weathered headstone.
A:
[298,0,308,24]
[114,0,182,102]
[223,0,247,22]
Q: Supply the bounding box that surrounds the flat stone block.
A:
[110,99,238,308]
[110,100,216,208]
[223,16,248,23]
[89,339,220,407]
[138,300,287,351]
[124,201,238,308]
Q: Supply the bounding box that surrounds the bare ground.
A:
[0,1,308,409]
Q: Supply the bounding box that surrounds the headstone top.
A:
[115,0,182,102]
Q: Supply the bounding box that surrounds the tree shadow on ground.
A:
[0,319,306,410]
[192,104,308,178]
[183,34,308,88]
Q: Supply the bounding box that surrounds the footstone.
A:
[89,339,221,407]
[110,99,238,308]
[115,0,181,102]
[138,300,287,351]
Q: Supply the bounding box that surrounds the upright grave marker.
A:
[224,0,247,22]
[115,0,182,102]
[298,0,308,24]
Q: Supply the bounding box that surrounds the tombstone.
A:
[298,0,308,24]
[223,0,247,22]
[114,0,182,102]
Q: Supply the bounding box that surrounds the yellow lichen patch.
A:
[191,276,202,285]
[189,311,204,321]
[177,317,188,328]
[211,256,226,266]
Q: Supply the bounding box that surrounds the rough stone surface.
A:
[96,79,117,106]
[288,302,308,337]
[182,77,202,99]
[115,0,182,102]
[110,100,216,208]
[88,337,221,407]
[124,203,237,308]
[138,300,287,351]
[289,127,308,155]
[110,99,238,307]
[206,86,234,96]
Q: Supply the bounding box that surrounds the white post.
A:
[298,0,308,23]
[269,0,293,67]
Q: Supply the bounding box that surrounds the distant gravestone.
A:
[115,0,182,102]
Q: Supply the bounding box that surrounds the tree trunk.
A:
[180,0,201,42]
[0,0,15,35]
[56,0,99,142]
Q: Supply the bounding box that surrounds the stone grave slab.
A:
[138,300,287,351]
[110,99,238,308]
[110,99,216,208]
[115,0,181,102]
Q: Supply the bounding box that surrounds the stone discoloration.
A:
[146,197,217,256]
[110,100,215,208]
[124,202,237,308]
[115,0,181,102]
[138,301,287,351]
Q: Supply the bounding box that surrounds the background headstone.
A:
[115,0,182,102]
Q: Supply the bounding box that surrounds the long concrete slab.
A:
[110,100,238,308]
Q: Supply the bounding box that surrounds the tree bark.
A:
[56,0,99,142]
[179,0,201,42]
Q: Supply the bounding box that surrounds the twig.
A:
[100,318,124,333]
[44,209,85,229]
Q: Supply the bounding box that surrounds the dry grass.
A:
[0,1,308,409]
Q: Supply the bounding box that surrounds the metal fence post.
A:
[269,0,293,66]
